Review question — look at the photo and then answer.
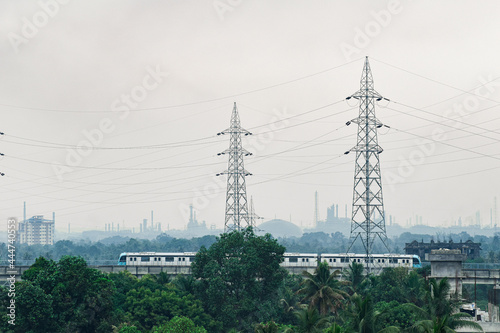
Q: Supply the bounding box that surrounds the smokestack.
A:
[495,197,498,228]
[151,210,154,229]
[189,204,193,224]
[314,191,319,225]
[23,201,26,222]
[68,224,70,233]
[53,212,55,223]
[335,204,338,218]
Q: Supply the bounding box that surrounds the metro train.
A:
[118,252,422,270]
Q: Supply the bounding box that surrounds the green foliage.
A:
[346,294,401,333]
[152,316,207,333]
[369,267,410,304]
[12,281,57,332]
[297,262,349,315]
[122,286,217,331]
[323,323,343,333]
[16,256,115,333]
[254,320,280,333]
[342,262,365,294]
[278,274,304,324]
[172,274,196,296]
[405,278,483,333]
[117,325,141,333]
[192,227,287,332]
[374,301,417,330]
[294,307,330,333]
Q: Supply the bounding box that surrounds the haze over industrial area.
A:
[1,1,500,235]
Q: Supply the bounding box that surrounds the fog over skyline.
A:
[1,1,500,233]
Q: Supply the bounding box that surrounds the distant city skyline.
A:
[1,1,500,233]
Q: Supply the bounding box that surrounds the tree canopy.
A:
[191,227,287,332]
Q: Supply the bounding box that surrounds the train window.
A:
[181,258,186,261]
[382,259,385,263]
[154,258,157,261]
[329,259,332,262]
[333,259,336,262]
[306,258,309,262]
[134,258,137,261]
[378,259,380,263]
[165,257,174,262]
[289,258,298,263]
[119,256,126,262]
[340,257,347,263]
[189,257,194,262]
[129,258,133,261]
[141,256,150,262]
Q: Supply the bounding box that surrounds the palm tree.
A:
[343,262,365,294]
[405,278,483,333]
[402,271,425,307]
[173,274,196,295]
[152,271,171,285]
[409,313,483,333]
[323,323,344,333]
[294,307,330,333]
[349,294,400,333]
[297,262,349,316]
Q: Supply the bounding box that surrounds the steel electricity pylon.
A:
[345,57,390,268]
[248,196,263,229]
[217,102,252,232]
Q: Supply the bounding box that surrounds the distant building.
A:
[405,239,481,260]
[18,215,55,245]
[186,205,208,237]
[257,219,302,238]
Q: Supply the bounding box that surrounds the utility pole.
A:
[217,102,252,232]
[345,57,390,273]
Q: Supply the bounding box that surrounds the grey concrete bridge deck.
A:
[3,263,500,285]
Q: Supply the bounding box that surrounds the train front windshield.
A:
[412,256,422,268]
[118,254,127,265]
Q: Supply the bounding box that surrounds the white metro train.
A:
[118,252,197,266]
[118,252,422,271]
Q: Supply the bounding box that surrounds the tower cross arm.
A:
[217,128,252,136]
[218,147,253,156]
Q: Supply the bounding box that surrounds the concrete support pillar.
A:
[426,249,465,296]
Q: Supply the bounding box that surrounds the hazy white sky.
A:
[1,0,500,232]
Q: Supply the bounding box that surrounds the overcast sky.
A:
[1,0,500,233]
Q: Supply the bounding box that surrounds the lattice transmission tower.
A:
[217,102,253,232]
[345,57,390,263]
